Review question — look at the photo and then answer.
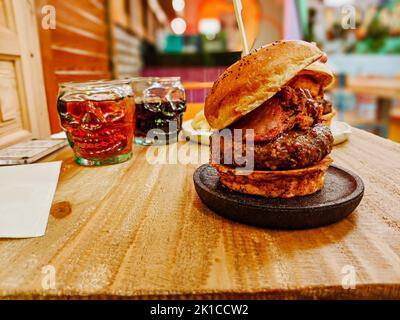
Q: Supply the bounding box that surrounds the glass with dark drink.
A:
[57,79,135,166]
[132,77,186,145]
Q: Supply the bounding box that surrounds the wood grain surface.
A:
[35,0,111,133]
[0,128,400,299]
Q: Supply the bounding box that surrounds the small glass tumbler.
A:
[57,79,135,166]
[132,77,186,145]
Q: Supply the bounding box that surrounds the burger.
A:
[204,40,334,198]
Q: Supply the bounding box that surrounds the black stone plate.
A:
[193,164,364,230]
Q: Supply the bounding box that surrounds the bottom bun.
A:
[322,110,336,128]
[213,157,333,198]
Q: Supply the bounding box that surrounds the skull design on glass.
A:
[132,77,186,145]
[57,80,135,166]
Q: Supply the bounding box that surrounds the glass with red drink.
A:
[57,79,135,166]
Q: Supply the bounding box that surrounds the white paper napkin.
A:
[0,162,62,238]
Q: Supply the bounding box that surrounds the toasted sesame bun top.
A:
[204,40,324,129]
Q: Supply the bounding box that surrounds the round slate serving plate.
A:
[193,164,364,229]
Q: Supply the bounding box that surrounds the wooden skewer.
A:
[233,0,249,56]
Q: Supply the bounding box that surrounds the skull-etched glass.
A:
[57,79,135,166]
[132,77,186,145]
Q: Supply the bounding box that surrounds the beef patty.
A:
[212,124,333,170]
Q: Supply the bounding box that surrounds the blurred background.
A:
[1,0,400,148]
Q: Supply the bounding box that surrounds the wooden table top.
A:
[346,76,400,99]
[1,128,400,299]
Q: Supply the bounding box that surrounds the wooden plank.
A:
[109,0,129,29]
[52,47,109,72]
[51,25,109,55]
[111,25,142,78]
[129,0,145,38]
[0,0,8,28]
[50,0,108,38]
[58,0,106,21]
[55,72,111,84]
[51,0,106,24]
[114,54,141,66]
[183,82,214,89]
[0,129,399,299]
[35,0,111,133]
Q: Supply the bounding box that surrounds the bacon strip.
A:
[230,86,322,142]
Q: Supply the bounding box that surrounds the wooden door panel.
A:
[0,0,49,148]
[0,0,10,29]
[0,1,27,144]
[0,61,19,122]
[0,0,19,56]
[0,29,20,55]
[0,59,30,146]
